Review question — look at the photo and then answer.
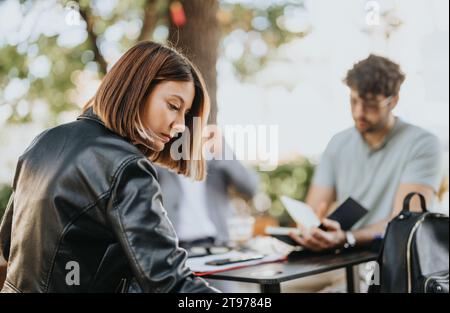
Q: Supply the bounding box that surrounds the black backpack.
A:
[370,192,449,293]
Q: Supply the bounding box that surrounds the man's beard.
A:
[356,115,390,134]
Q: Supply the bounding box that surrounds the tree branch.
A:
[79,6,108,75]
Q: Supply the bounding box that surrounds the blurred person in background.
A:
[156,134,259,248]
[290,54,444,251]
[156,134,260,293]
[286,55,444,292]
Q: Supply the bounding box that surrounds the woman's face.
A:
[140,80,195,151]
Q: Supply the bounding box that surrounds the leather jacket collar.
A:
[77,107,105,126]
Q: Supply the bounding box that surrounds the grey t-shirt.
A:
[313,118,444,229]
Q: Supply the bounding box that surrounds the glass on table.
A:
[227,215,256,249]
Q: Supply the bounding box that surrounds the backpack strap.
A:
[402,192,427,213]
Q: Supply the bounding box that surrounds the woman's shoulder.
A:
[19,118,150,185]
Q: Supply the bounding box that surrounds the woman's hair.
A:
[344,54,406,100]
[83,41,210,180]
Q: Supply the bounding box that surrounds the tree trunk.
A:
[168,0,220,124]
[138,0,163,42]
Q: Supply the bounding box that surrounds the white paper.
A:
[265,226,300,236]
[246,235,298,255]
[280,196,321,229]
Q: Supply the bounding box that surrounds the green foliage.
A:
[257,157,315,226]
[0,0,308,123]
[0,185,13,220]
[219,1,309,78]
[0,0,149,124]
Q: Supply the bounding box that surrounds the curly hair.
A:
[344,54,406,100]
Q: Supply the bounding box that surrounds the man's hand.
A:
[289,219,346,252]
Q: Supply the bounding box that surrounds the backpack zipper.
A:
[406,214,428,293]
[406,213,446,293]
[424,273,449,292]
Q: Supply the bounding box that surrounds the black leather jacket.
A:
[0,108,217,293]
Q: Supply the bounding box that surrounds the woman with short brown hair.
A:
[0,41,218,293]
[87,40,209,179]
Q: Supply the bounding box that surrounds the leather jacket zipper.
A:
[116,278,128,293]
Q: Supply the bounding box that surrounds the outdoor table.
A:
[204,247,379,293]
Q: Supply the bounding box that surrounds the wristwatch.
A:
[344,231,356,249]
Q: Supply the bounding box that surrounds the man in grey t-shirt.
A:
[290,55,444,252]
